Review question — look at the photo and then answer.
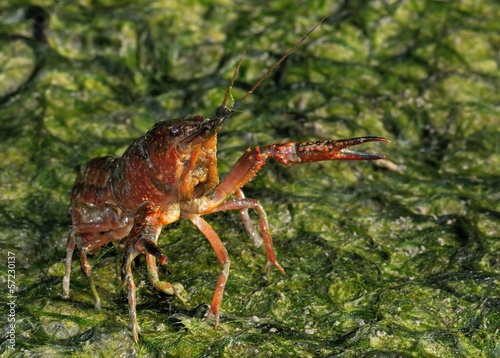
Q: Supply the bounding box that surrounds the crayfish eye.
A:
[169,126,180,137]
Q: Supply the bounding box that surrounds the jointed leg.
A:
[121,243,139,343]
[145,250,187,302]
[78,248,102,309]
[63,226,129,309]
[209,196,284,275]
[187,214,230,328]
[121,244,140,342]
[234,189,262,247]
[120,201,180,343]
[62,230,76,300]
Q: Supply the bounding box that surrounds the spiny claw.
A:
[267,136,389,166]
[331,136,390,160]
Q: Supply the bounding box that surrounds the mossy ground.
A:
[0,1,499,357]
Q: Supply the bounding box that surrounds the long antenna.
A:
[220,53,246,109]
[232,16,327,110]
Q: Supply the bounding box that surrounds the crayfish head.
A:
[174,104,236,151]
[146,109,232,155]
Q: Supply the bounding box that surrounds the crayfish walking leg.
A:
[187,214,230,328]
[120,201,183,343]
[207,194,285,275]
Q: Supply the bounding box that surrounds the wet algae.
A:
[0,1,499,357]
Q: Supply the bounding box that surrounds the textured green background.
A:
[0,1,499,357]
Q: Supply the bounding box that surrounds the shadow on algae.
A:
[0,1,499,357]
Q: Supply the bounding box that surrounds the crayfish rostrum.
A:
[62,17,389,343]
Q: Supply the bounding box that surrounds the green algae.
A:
[0,1,499,357]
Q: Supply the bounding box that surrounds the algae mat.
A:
[0,1,499,357]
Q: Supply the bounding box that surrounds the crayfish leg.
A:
[187,214,230,328]
[205,195,285,275]
[120,200,182,342]
[79,248,102,310]
[64,229,123,310]
[120,201,162,343]
[145,252,188,302]
[62,230,76,300]
[121,247,140,343]
[234,189,263,247]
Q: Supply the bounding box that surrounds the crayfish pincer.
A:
[62,16,389,343]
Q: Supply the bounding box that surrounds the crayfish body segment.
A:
[62,17,389,343]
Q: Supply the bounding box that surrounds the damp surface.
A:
[0,1,499,357]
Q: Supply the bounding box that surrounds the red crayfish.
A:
[62,17,388,343]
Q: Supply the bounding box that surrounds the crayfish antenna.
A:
[232,15,327,111]
[220,53,246,109]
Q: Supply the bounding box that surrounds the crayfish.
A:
[62,17,388,343]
